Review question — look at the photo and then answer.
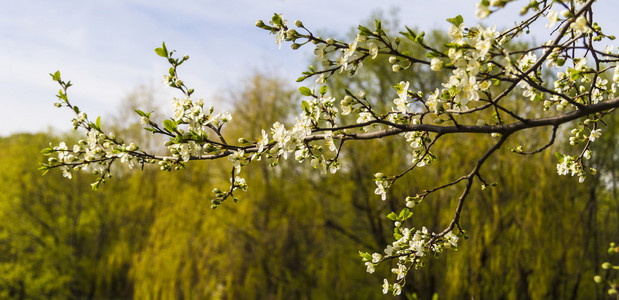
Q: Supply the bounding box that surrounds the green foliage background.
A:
[1,19,619,300]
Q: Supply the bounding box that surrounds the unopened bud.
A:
[326,38,335,45]
[594,275,603,284]
[294,20,303,27]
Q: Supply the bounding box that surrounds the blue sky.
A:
[1,0,617,135]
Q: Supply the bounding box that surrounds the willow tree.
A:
[42,0,619,295]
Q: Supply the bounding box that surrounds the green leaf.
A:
[400,26,417,41]
[425,52,438,59]
[299,86,313,96]
[296,76,306,82]
[96,116,101,129]
[161,42,168,55]
[446,15,464,27]
[555,152,564,160]
[359,251,372,261]
[50,70,61,81]
[319,85,328,96]
[398,208,409,220]
[415,31,425,43]
[271,13,283,27]
[301,100,311,115]
[358,25,371,36]
[387,212,398,221]
[163,119,178,133]
[155,42,168,58]
[135,109,146,117]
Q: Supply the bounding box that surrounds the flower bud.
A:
[602,262,613,269]
[326,38,335,45]
[255,20,265,27]
[286,29,296,38]
[294,20,303,27]
[560,10,571,18]
[392,64,401,72]
[594,275,603,283]
[291,43,301,50]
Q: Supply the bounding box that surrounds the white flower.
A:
[546,10,559,28]
[365,262,375,274]
[382,279,389,294]
[476,4,490,19]
[589,129,602,142]
[430,58,443,71]
[368,42,378,59]
[444,231,459,248]
[393,283,402,295]
[372,253,382,263]
[570,16,592,35]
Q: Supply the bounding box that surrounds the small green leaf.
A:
[319,85,328,96]
[301,100,310,114]
[161,42,168,55]
[555,152,564,160]
[163,119,177,133]
[155,42,168,58]
[296,76,306,82]
[271,13,283,27]
[387,212,398,221]
[135,109,146,117]
[50,70,61,81]
[358,25,371,35]
[415,31,425,43]
[359,251,372,261]
[446,15,464,27]
[96,116,101,129]
[299,86,313,96]
[398,208,410,220]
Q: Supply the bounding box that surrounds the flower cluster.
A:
[360,206,460,295]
